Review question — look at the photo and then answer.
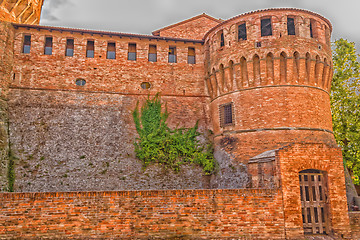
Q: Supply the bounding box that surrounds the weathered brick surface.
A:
[277,143,351,239]
[0,0,43,24]
[152,14,222,40]
[0,189,285,239]
[0,21,14,191]
[349,212,360,239]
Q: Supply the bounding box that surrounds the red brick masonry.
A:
[0,189,286,239]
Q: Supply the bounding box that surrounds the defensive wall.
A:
[0,6,358,239]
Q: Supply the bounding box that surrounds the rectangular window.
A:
[168,46,176,63]
[65,38,74,57]
[44,36,53,55]
[310,19,317,38]
[128,43,136,61]
[220,32,225,47]
[22,35,31,54]
[287,17,295,35]
[219,103,234,127]
[261,18,272,36]
[188,47,195,64]
[238,23,247,40]
[107,42,116,59]
[86,40,94,58]
[148,44,157,62]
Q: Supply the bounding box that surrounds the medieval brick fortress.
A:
[0,1,359,239]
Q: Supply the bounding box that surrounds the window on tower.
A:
[65,38,74,57]
[188,47,196,64]
[44,36,53,55]
[148,44,157,62]
[107,42,116,59]
[219,103,234,127]
[22,35,31,54]
[128,43,137,61]
[168,46,177,63]
[287,17,296,35]
[238,23,247,40]
[261,18,272,37]
[86,40,95,58]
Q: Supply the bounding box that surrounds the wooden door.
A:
[299,170,330,234]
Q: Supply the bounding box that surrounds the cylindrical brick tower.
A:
[204,8,335,162]
[0,0,44,24]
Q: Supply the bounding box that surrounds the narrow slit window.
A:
[220,32,225,47]
[65,39,74,57]
[310,21,313,38]
[128,43,136,61]
[188,47,195,64]
[86,40,94,58]
[238,23,247,40]
[44,36,53,55]
[107,42,116,59]
[261,18,272,36]
[287,17,295,35]
[168,46,176,63]
[310,20,317,38]
[22,35,31,54]
[148,44,157,62]
[219,103,234,127]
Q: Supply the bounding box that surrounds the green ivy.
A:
[133,94,216,174]
[7,147,16,192]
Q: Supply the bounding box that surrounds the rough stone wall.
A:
[153,14,222,40]
[0,0,43,24]
[8,89,218,192]
[0,21,14,191]
[349,212,360,239]
[0,189,285,239]
[277,143,351,239]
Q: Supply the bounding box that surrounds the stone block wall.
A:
[0,21,14,191]
[0,189,285,239]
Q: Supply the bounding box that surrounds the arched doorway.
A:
[299,169,330,234]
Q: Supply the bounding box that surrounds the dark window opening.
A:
[22,35,31,54]
[169,46,176,63]
[287,17,295,35]
[261,18,272,36]
[128,43,136,61]
[65,39,74,57]
[75,78,86,86]
[44,37,53,55]
[188,47,195,64]
[107,42,116,59]
[86,40,94,58]
[141,82,151,89]
[238,23,247,40]
[310,21,313,38]
[220,103,234,127]
[148,45,157,62]
[220,32,225,47]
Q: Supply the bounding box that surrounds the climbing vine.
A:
[132,94,216,174]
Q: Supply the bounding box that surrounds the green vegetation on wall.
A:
[331,38,360,185]
[133,94,216,174]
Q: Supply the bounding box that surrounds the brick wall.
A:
[349,212,360,239]
[277,143,352,239]
[0,189,285,239]
[0,21,14,191]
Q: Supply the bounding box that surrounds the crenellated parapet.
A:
[204,8,333,100]
[204,9,336,161]
[0,0,44,24]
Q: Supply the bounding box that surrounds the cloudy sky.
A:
[40,0,360,52]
